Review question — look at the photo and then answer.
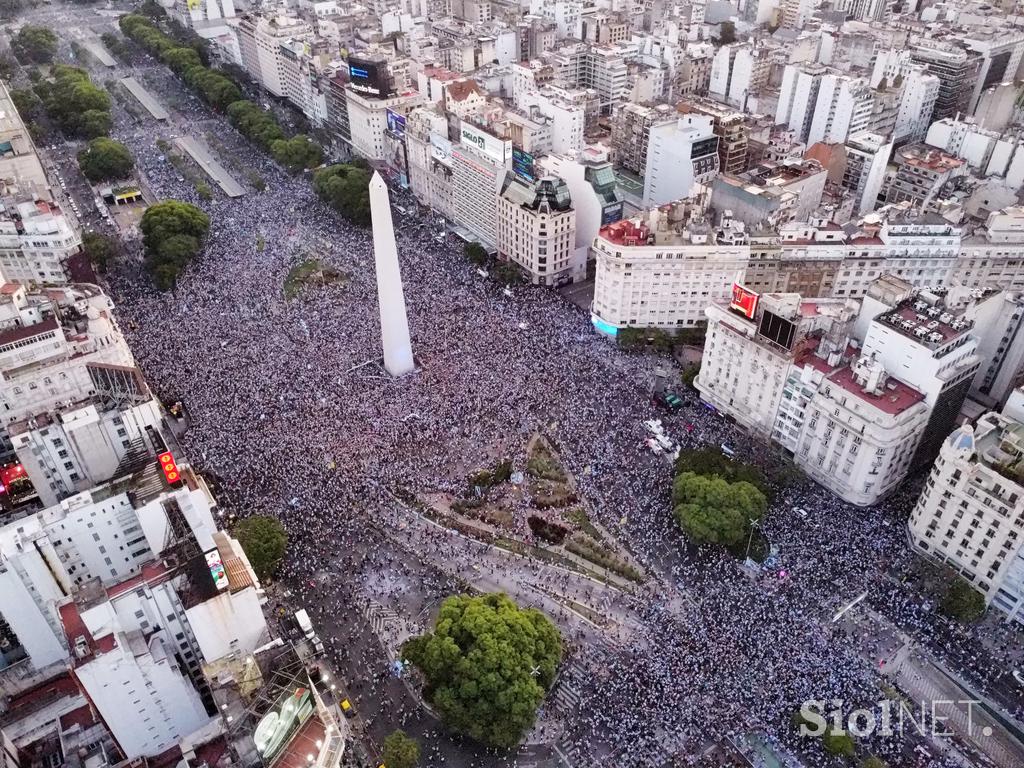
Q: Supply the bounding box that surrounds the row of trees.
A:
[119,15,322,172]
[464,242,526,285]
[139,200,210,289]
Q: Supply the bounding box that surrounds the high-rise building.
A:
[609,102,675,176]
[677,98,749,176]
[908,412,1024,625]
[496,174,579,286]
[451,121,512,247]
[841,132,894,216]
[909,42,982,123]
[591,200,750,333]
[642,114,719,207]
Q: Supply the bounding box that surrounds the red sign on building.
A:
[158,452,181,485]
[730,283,760,320]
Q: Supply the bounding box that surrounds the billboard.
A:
[386,109,406,138]
[253,686,314,766]
[512,147,535,182]
[430,133,452,163]
[730,283,760,320]
[601,201,624,226]
[459,122,511,165]
[157,452,181,485]
[204,548,228,591]
[347,57,392,99]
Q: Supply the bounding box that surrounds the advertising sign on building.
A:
[347,57,392,98]
[601,201,624,226]
[512,147,535,182]
[430,133,452,163]
[459,122,511,164]
[204,549,228,591]
[386,109,407,138]
[729,283,760,320]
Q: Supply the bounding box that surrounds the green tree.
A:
[139,200,210,288]
[0,0,26,21]
[672,472,766,548]
[234,515,288,581]
[270,135,323,172]
[822,730,856,757]
[77,137,134,182]
[80,231,120,273]
[464,242,489,266]
[312,163,372,226]
[227,100,285,150]
[491,260,525,285]
[940,576,986,623]
[381,730,419,768]
[35,66,112,138]
[0,52,17,79]
[9,88,42,121]
[11,26,58,64]
[402,593,562,748]
[681,365,700,390]
[861,757,889,768]
[673,448,767,493]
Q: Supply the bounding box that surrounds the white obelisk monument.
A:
[369,172,415,377]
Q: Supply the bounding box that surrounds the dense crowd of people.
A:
[95,58,1024,768]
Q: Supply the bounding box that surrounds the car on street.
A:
[340,698,355,718]
[793,507,808,518]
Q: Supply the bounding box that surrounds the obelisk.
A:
[369,172,415,377]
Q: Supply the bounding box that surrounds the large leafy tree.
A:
[81,231,120,273]
[312,164,372,226]
[402,593,562,749]
[227,100,285,150]
[673,447,767,494]
[77,137,135,182]
[940,576,986,623]
[271,135,323,172]
[672,471,766,548]
[234,515,288,581]
[34,66,112,138]
[381,730,419,768]
[11,26,57,64]
[139,200,210,289]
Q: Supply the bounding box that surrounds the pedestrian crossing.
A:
[549,658,587,714]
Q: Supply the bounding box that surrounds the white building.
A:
[696,285,932,506]
[235,14,313,99]
[591,201,749,333]
[843,132,893,216]
[908,412,1024,625]
[496,173,579,286]
[405,108,455,220]
[0,284,135,430]
[806,74,874,147]
[451,122,512,247]
[961,289,1024,410]
[345,88,422,162]
[642,114,718,208]
[518,87,585,157]
[0,200,81,286]
[775,63,827,143]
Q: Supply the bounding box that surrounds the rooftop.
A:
[827,364,926,416]
[875,298,972,348]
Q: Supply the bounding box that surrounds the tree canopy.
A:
[381,730,419,768]
[234,515,288,581]
[673,448,767,494]
[271,135,323,172]
[77,137,134,182]
[80,231,120,274]
[672,472,766,548]
[940,576,986,623]
[464,242,488,266]
[34,66,112,139]
[227,100,286,151]
[139,200,210,289]
[11,26,57,64]
[402,593,562,748]
[312,163,373,226]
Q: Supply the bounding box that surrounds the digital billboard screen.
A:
[386,109,406,138]
[512,147,535,182]
[204,548,228,591]
[601,201,624,226]
[729,283,759,320]
[347,57,392,98]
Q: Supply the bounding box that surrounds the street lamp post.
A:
[744,518,760,564]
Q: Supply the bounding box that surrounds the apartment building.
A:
[236,14,313,99]
[610,102,675,176]
[677,98,749,176]
[642,115,719,208]
[496,173,579,286]
[451,121,512,247]
[908,412,1024,625]
[591,202,750,333]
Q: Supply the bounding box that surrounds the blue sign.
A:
[512,147,535,182]
[591,315,619,336]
